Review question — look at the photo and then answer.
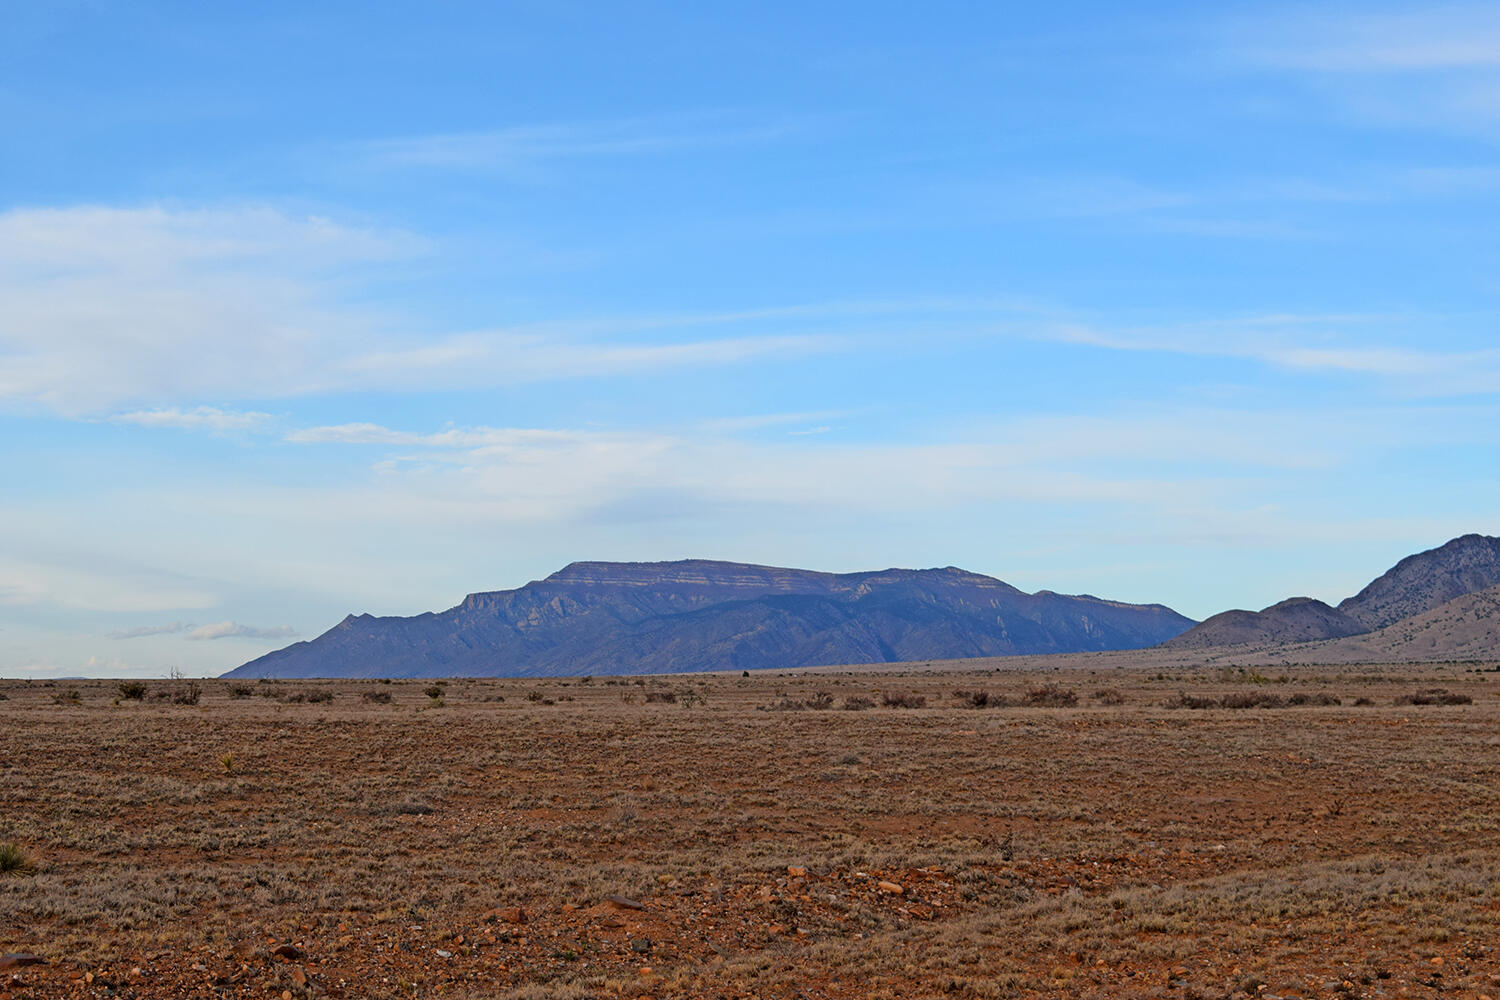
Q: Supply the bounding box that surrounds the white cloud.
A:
[0,557,218,613]
[186,621,297,641]
[107,622,192,639]
[109,406,272,431]
[354,112,809,171]
[0,204,840,415]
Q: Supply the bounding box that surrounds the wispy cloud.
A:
[186,621,297,641]
[109,406,272,431]
[107,621,192,639]
[1228,4,1500,135]
[355,112,812,171]
[0,204,843,415]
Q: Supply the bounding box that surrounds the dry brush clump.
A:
[1395,688,1473,706]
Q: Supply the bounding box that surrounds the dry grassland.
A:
[2,663,1499,999]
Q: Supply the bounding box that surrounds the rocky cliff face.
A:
[226,559,1195,678]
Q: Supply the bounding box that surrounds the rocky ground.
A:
[1,664,1498,998]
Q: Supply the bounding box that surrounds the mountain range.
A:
[226,560,1195,678]
[227,533,1500,678]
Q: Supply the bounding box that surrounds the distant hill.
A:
[1337,534,1500,630]
[1164,533,1500,656]
[225,559,1196,678]
[1161,597,1364,649]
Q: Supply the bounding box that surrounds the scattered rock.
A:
[606,895,646,910]
[0,954,44,971]
[271,944,302,961]
[290,966,307,987]
[787,866,807,877]
[878,880,904,894]
[631,937,653,954]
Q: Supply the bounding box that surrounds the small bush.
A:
[644,690,677,704]
[842,696,875,711]
[228,684,254,699]
[171,680,201,706]
[805,691,835,710]
[362,690,392,704]
[1287,692,1341,706]
[1024,684,1078,708]
[118,680,148,700]
[1163,691,1219,710]
[881,692,927,709]
[1094,687,1127,706]
[1395,688,1472,706]
[53,689,82,706]
[303,688,335,704]
[1219,691,1285,710]
[760,697,807,712]
[425,685,445,700]
[0,841,35,876]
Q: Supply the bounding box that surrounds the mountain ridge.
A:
[227,559,1195,678]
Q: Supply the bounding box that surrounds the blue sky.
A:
[3,2,1499,676]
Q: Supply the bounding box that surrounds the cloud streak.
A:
[186,621,297,641]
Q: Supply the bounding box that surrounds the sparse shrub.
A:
[220,752,235,774]
[842,696,875,711]
[644,690,677,704]
[1094,687,1126,706]
[1023,684,1078,708]
[118,680,148,700]
[390,799,434,816]
[1163,691,1219,710]
[0,841,35,876]
[805,691,835,710]
[964,690,990,708]
[760,696,807,712]
[1396,688,1472,706]
[1288,692,1341,706]
[362,690,393,704]
[881,691,927,709]
[1219,691,1285,710]
[171,680,201,706]
[425,685,445,700]
[303,688,334,704]
[53,689,82,705]
[228,684,254,699]
[1353,696,1374,706]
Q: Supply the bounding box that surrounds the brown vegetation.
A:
[1,664,1497,998]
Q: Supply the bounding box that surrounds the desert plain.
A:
[2,660,1498,999]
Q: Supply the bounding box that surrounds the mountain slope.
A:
[1160,597,1364,649]
[226,559,1196,678]
[1337,534,1500,630]
[1163,533,1500,651]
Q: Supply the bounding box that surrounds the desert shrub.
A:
[842,696,875,711]
[760,696,808,712]
[171,680,201,706]
[425,685,446,700]
[1219,691,1285,710]
[805,691,835,710]
[644,690,677,704]
[118,680,148,700]
[953,689,990,708]
[881,691,927,709]
[1023,684,1078,708]
[227,684,254,699]
[1353,696,1374,706]
[0,841,35,876]
[1163,691,1218,710]
[303,688,334,703]
[53,689,82,705]
[362,690,393,704]
[1395,688,1473,706]
[1288,692,1341,706]
[1093,687,1126,706]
